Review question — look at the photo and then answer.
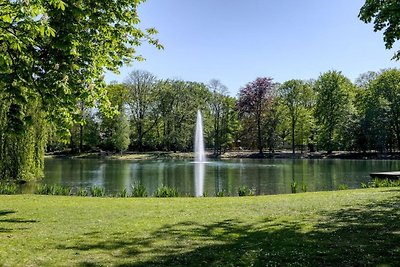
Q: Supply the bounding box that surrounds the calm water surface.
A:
[29,158,400,196]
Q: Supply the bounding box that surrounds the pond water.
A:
[25,158,400,196]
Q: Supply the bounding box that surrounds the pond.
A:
[24,158,400,196]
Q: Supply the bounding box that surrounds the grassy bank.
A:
[1,188,399,266]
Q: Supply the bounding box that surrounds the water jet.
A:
[194,110,205,196]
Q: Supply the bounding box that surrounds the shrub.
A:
[153,186,179,197]
[131,183,148,197]
[238,186,254,196]
[0,183,18,195]
[90,186,105,197]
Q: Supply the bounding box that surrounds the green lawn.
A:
[1,188,399,266]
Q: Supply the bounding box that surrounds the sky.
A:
[105,0,399,96]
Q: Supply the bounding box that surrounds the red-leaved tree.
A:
[237,77,276,154]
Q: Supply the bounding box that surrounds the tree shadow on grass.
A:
[60,196,400,266]
[0,209,37,233]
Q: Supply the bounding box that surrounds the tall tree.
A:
[155,80,210,151]
[314,71,355,153]
[237,77,276,154]
[125,70,159,152]
[208,79,228,155]
[370,69,400,151]
[113,112,130,154]
[359,1,400,60]
[0,1,161,180]
[278,80,314,154]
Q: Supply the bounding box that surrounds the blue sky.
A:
[105,0,398,95]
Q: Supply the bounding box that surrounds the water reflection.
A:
[36,158,400,196]
[194,162,205,197]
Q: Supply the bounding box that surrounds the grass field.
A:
[1,188,399,266]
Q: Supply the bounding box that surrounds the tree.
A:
[370,69,400,151]
[0,1,161,180]
[154,80,210,151]
[314,71,355,153]
[208,79,229,155]
[278,80,314,154]
[125,70,159,152]
[237,77,276,154]
[99,83,130,151]
[113,112,130,154]
[359,1,400,60]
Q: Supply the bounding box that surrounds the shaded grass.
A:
[0,188,399,266]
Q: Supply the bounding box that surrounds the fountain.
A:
[194,110,206,163]
[194,110,206,196]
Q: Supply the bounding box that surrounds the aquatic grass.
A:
[238,186,254,196]
[76,187,89,196]
[338,184,349,190]
[51,185,71,196]
[118,188,128,198]
[153,186,179,197]
[90,186,105,197]
[216,190,228,197]
[363,178,400,188]
[34,184,71,196]
[301,183,308,192]
[291,181,298,193]
[131,183,148,197]
[0,183,18,195]
[34,184,52,195]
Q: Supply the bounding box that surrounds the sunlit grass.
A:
[0,188,399,266]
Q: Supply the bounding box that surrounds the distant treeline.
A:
[48,69,400,156]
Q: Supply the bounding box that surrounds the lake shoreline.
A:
[45,150,400,160]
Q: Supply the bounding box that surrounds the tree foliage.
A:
[279,80,314,154]
[208,79,238,155]
[314,71,355,153]
[237,77,276,154]
[125,70,158,152]
[359,0,400,60]
[370,69,400,151]
[0,0,161,180]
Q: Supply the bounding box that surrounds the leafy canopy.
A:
[0,0,162,137]
[359,0,400,60]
